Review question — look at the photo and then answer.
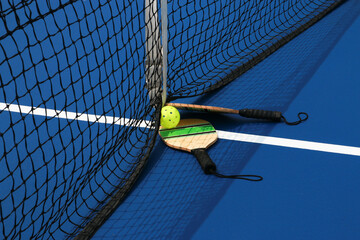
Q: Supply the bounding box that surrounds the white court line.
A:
[2,102,360,156]
[217,130,360,157]
[0,102,152,128]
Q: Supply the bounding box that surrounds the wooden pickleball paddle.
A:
[159,119,217,174]
[159,119,262,181]
[165,103,308,125]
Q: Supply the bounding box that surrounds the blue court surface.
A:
[1,1,359,239]
[192,14,360,240]
[94,6,360,240]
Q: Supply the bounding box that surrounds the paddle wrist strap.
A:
[191,149,263,181]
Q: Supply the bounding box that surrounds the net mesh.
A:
[166,0,343,100]
[93,1,360,238]
[0,1,159,239]
[0,0,346,239]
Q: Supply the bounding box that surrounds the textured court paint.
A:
[193,8,360,240]
[90,1,360,239]
[0,0,354,238]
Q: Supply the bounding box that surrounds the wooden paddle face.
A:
[159,119,217,152]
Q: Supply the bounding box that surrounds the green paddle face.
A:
[159,119,217,153]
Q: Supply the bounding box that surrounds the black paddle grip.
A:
[239,109,282,121]
[191,149,216,175]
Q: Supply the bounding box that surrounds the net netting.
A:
[0,0,346,239]
[94,1,360,238]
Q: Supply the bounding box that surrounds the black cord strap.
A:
[281,112,308,125]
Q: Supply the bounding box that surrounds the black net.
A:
[0,0,346,239]
[93,1,360,239]
[166,0,344,100]
[0,1,159,239]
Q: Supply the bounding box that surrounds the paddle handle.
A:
[166,103,282,121]
[191,149,216,174]
[239,109,282,121]
[166,103,308,125]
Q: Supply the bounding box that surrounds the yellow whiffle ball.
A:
[160,106,180,129]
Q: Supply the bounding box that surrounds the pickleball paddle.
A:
[166,103,308,125]
[159,119,262,181]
